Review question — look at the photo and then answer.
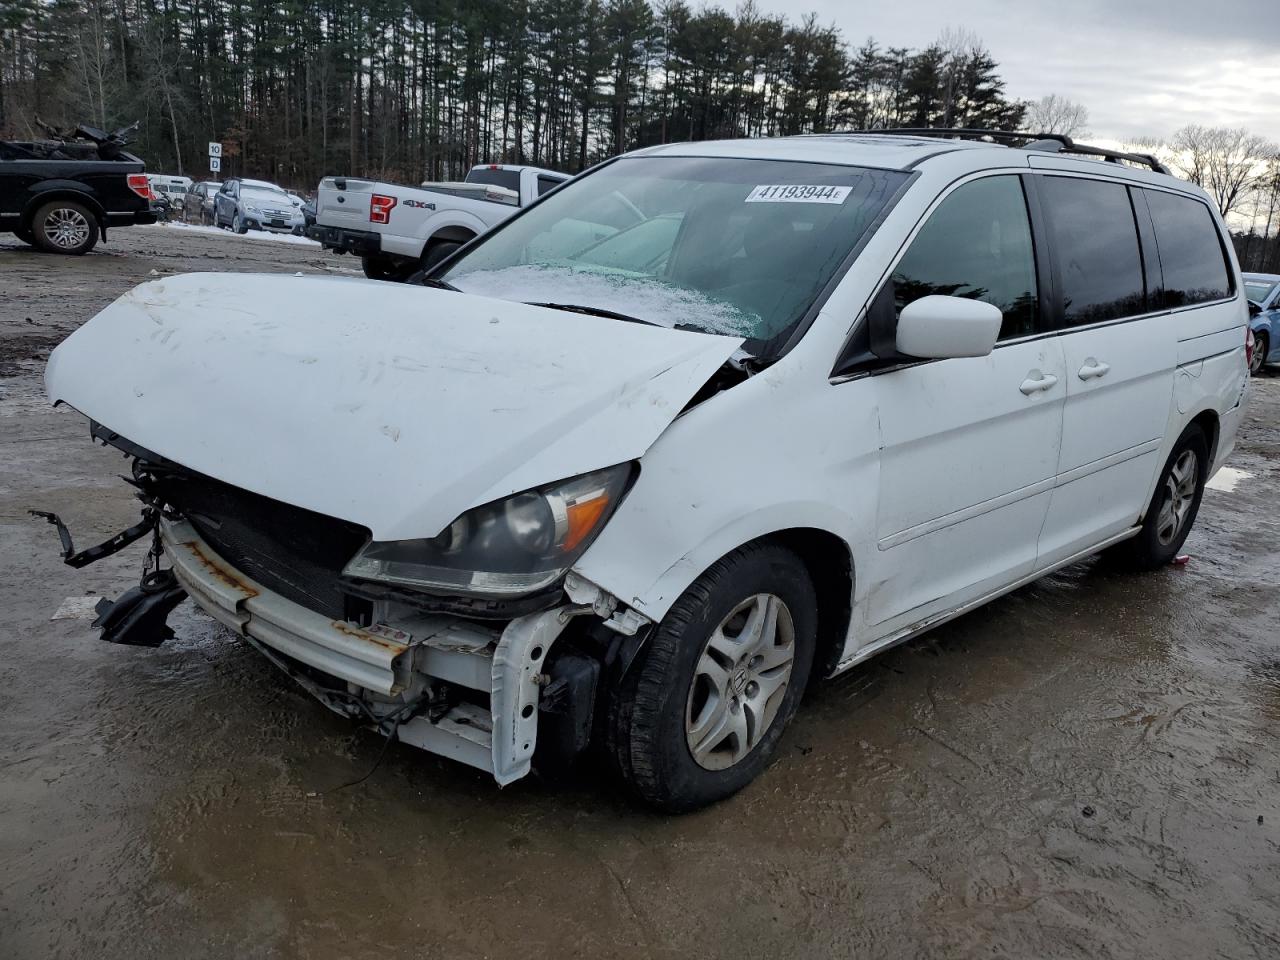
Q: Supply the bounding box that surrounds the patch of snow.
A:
[1205,466,1252,493]
[449,263,762,338]
[51,597,104,620]
[139,221,320,247]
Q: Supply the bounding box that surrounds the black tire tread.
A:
[1104,423,1208,572]
[606,540,814,811]
[31,200,99,255]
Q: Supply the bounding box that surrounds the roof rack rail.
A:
[837,128,1171,176]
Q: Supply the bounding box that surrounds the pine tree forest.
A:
[0,0,1028,188]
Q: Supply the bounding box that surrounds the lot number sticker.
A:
[746,184,851,204]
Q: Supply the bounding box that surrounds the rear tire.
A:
[31,200,99,255]
[361,255,409,281]
[1104,423,1208,571]
[1251,331,1269,375]
[606,542,816,812]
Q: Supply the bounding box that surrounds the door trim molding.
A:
[877,438,1160,551]
[838,525,1142,674]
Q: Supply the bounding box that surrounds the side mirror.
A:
[896,295,1002,359]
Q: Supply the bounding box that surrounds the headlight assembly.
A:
[342,463,633,597]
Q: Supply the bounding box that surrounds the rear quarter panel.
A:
[10,160,146,222]
[1160,195,1249,477]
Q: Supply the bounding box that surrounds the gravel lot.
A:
[1,227,1278,960]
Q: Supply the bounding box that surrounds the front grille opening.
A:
[150,465,370,620]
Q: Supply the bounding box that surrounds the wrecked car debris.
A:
[90,569,188,647]
[29,505,159,569]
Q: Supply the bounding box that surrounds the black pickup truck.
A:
[0,122,156,255]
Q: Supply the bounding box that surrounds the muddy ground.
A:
[1,226,1278,960]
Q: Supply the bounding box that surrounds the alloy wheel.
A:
[42,207,91,250]
[1155,448,1199,546]
[685,593,796,770]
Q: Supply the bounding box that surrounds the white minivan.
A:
[44,132,1250,810]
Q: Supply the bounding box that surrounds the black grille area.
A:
[150,466,371,620]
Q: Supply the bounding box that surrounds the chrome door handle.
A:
[1019,371,1059,395]
[1078,358,1111,381]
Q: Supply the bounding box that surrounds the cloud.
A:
[760,0,1280,143]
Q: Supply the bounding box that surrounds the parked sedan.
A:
[213,178,305,235]
[1244,272,1279,374]
[182,181,220,225]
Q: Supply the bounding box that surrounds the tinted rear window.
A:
[466,167,520,192]
[1144,190,1232,307]
[1041,177,1146,326]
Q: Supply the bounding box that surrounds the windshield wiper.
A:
[420,277,459,291]
[524,301,658,326]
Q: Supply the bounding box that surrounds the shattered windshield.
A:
[442,156,908,354]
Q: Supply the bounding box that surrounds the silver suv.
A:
[213,178,305,235]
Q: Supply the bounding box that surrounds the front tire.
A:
[1105,423,1208,571]
[406,240,464,285]
[31,201,99,255]
[1250,331,1269,375]
[607,542,816,812]
[233,212,248,235]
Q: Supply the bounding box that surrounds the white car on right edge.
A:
[46,130,1250,812]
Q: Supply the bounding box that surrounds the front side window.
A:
[891,175,1039,340]
[1144,190,1233,307]
[442,156,908,354]
[1040,176,1146,326]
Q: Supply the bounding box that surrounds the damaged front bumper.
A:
[161,517,579,785]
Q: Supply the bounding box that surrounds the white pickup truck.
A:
[311,163,570,280]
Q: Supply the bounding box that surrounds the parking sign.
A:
[209,156,221,172]
[208,142,223,158]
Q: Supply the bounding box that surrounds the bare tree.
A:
[935,26,981,127]
[1251,157,1280,271]
[1169,125,1277,219]
[1023,94,1090,137]
[138,24,185,175]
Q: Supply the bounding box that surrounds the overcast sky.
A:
[764,0,1280,145]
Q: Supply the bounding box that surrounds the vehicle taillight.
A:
[1245,326,1255,369]
[127,174,154,200]
[369,194,397,224]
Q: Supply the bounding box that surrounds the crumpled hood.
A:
[46,273,742,540]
